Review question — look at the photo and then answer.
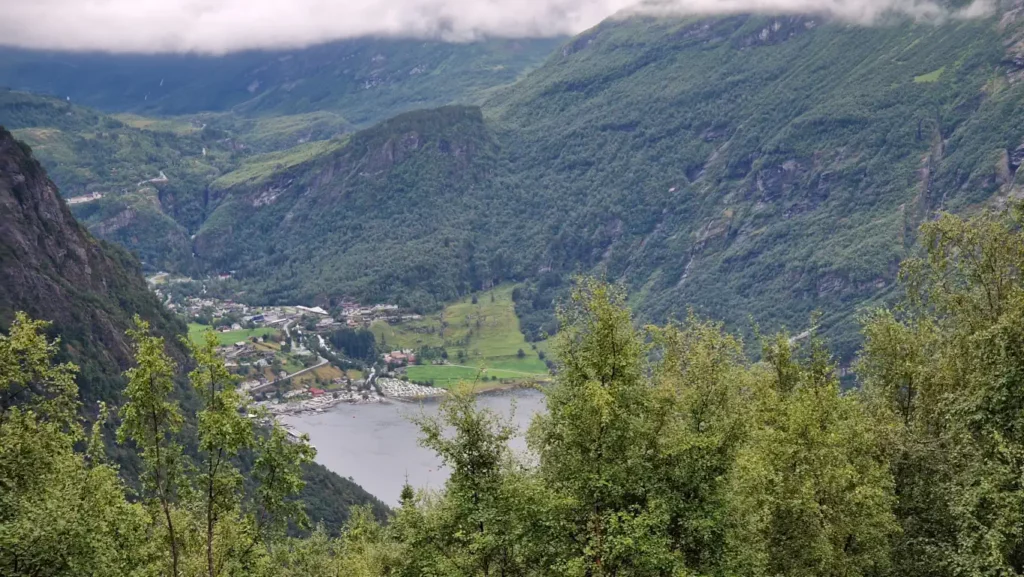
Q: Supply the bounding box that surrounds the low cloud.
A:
[633,0,994,24]
[0,0,995,54]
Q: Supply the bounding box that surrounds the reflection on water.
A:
[281,388,547,505]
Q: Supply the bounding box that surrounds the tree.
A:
[529,279,675,576]
[0,314,154,576]
[724,331,897,577]
[118,316,185,577]
[646,315,753,571]
[858,207,1024,575]
[185,329,255,577]
[516,348,525,359]
[250,423,316,551]
[408,388,545,576]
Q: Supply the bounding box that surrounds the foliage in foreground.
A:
[1,321,314,577]
[9,207,1024,576]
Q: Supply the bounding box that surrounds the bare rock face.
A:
[0,127,185,401]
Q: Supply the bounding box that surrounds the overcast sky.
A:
[0,0,993,54]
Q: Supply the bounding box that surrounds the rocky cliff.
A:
[0,126,186,402]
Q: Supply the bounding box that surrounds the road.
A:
[67,193,102,205]
[274,356,329,384]
[251,356,329,393]
[137,170,168,187]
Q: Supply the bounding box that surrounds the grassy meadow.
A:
[371,285,550,388]
[188,323,278,346]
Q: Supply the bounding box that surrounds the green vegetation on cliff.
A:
[152,11,1024,361]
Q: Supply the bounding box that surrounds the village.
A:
[146,273,447,417]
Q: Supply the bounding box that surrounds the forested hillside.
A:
[0,89,354,270]
[484,10,1024,357]
[0,125,187,401]
[175,8,1024,359]
[193,105,503,309]
[9,10,1024,360]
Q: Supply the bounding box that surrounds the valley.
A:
[11,4,1024,574]
[8,11,1024,366]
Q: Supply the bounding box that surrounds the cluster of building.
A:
[170,296,252,319]
[222,341,277,369]
[144,278,449,418]
[254,377,445,415]
[383,350,417,365]
[338,302,422,328]
[376,377,444,398]
[170,294,417,332]
[254,389,382,415]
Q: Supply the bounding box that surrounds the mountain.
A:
[0,37,563,126]
[193,105,500,309]
[481,11,1024,357]
[9,10,1024,361]
[178,8,1024,360]
[0,125,188,401]
[0,89,356,270]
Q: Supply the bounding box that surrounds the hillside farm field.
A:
[404,364,544,388]
[371,285,550,388]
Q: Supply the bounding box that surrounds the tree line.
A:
[7,206,1024,576]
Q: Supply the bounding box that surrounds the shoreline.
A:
[265,379,546,418]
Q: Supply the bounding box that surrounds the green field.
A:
[211,139,346,189]
[405,364,545,387]
[188,323,278,346]
[913,66,945,83]
[371,285,550,387]
[112,113,200,135]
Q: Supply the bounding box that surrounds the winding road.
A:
[137,171,168,187]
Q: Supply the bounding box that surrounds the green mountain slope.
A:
[483,13,1024,356]
[187,10,1024,360]
[10,12,1024,360]
[193,105,500,309]
[0,38,563,125]
[0,89,353,270]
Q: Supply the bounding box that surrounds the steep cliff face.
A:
[0,126,186,402]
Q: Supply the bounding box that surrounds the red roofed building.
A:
[309,387,326,397]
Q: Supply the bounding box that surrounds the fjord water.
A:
[281,388,546,504]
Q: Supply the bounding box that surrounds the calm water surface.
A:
[281,388,546,504]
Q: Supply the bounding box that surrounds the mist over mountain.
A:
[0,37,562,121]
[1,0,996,54]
